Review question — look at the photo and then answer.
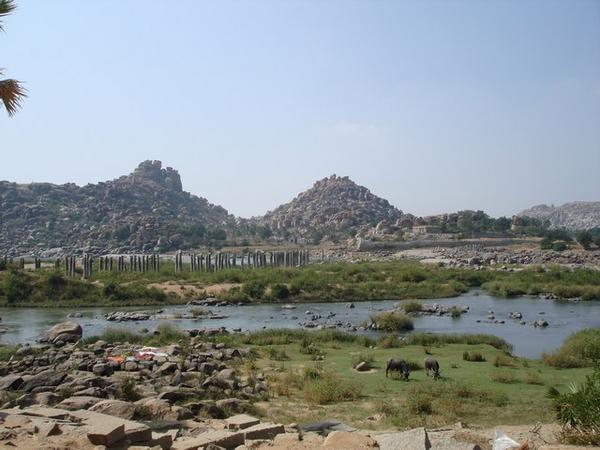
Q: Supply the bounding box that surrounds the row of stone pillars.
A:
[4,249,312,277]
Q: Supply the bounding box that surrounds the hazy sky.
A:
[1,0,599,218]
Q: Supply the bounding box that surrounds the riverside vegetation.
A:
[58,326,597,441]
[1,260,600,306]
[0,323,597,446]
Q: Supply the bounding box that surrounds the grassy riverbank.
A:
[75,327,598,431]
[0,260,599,306]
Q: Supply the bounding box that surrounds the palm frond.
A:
[0,77,26,116]
[0,0,16,31]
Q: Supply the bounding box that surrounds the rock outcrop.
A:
[518,201,600,230]
[260,175,403,242]
[0,160,234,255]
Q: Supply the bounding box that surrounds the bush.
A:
[553,241,568,252]
[117,377,141,401]
[525,371,544,385]
[491,370,518,384]
[270,283,290,300]
[265,347,289,361]
[543,328,600,368]
[370,311,414,331]
[449,306,463,318]
[548,367,600,446]
[463,351,486,362]
[401,300,422,313]
[494,354,516,367]
[0,346,18,362]
[3,269,31,304]
[377,334,404,349]
[190,307,208,317]
[242,281,266,299]
[351,352,375,369]
[408,392,433,415]
[303,372,362,404]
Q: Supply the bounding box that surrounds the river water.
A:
[0,291,598,358]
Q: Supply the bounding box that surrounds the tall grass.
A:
[239,329,375,347]
[543,328,600,368]
[405,332,512,352]
[303,371,363,404]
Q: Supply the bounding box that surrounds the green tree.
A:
[575,231,593,250]
[3,268,31,304]
[0,1,26,116]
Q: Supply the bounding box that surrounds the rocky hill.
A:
[518,201,600,230]
[259,175,403,242]
[0,161,234,255]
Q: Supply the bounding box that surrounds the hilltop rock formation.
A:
[518,201,600,230]
[259,175,403,242]
[0,161,233,255]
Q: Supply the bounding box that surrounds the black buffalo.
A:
[424,357,440,379]
[385,358,410,381]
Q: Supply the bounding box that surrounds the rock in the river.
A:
[37,321,82,344]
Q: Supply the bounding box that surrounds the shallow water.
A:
[0,290,598,358]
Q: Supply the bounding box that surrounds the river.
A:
[1,290,598,358]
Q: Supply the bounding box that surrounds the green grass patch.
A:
[543,328,600,368]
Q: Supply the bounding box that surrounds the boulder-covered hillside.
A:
[518,201,600,230]
[259,175,403,241]
[0,161,234,255]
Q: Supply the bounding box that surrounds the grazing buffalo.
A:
[424,357,440,379]
[386,358,410,381]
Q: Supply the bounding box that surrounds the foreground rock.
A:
[36,321,82,344]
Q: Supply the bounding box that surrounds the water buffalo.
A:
[386,358,410,381]
[424,357,440,379]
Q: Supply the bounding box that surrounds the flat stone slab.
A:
[243,422,285,440]
[224,414,260,430]
[57,396,103,411]
[431,441,482,450]
[87,421,125,446]
[17,406,72,420]
[69,409,152,443]
[375,427,431,450]
[150,431,174,450]
[171,430,245,450]
[323,430,378,448]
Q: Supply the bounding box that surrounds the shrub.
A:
[548,367,600,446]
[265,347,289,361]
[242,281,266,299]
[190,307,208,317]
[494,354,516,367]
[351,352,375,369]
[370,311,414,331]
[3,269,31,304]
[408,392,433,415]
[553,241,568,252]
[463,351,486,362]
[270,283,290,300]
[303,372,362,404]
[449,306,463,318]
[401,300,422,313]
[491,370,518,384]
[117,377,141,401]
[377,334,404,349]
[0,346,18,362]
[543,328,600,368]
[525,371,544,385]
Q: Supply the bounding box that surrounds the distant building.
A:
[412,225,442,235]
